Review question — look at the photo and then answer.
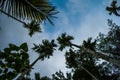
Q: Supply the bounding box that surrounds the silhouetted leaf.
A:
[20,43,28,52]
[9,44,19,51]
[4,48,11,53]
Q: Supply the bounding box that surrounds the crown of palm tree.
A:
[32,39,57,60]
[57,33,74,51]
[106,1,120,16]
[82,37,96,51]
[23,20,42,37]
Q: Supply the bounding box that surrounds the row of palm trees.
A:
[1,0,119,67]
[0,0,120,79]
[57,33,120,67]
[17,33,120,79]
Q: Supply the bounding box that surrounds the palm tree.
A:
[57,33,74,51]
[106,0,120,16]
[23,20,42,37]
[65,48,99,80]
[57,33,120,67]
[17,39,57,80]
[65,37,100,80]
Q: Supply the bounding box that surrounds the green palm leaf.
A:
[0,0,58,24]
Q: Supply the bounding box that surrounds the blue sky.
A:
[0,0,119,78]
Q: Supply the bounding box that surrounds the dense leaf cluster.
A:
[32,40,57,60]
[0,43,30,79]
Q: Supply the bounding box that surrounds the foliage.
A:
[57,33,74,51]
[0,39,58,80]
[24,20,42,37]
[64,38,101,80]
[16,39,57,79]
[106,0,120,16]
[0,0,58,24]
[0,0,58,36]
[0,43,30,80]
[97,19,120,59]
[56,31,120,80]
[32,39,57,60]
[34,73,51,80]
[52,70,72,80]
[96,19,120,79]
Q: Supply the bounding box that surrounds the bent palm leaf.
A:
[0,0,58,24]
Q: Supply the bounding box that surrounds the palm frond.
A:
[0,0,58,25]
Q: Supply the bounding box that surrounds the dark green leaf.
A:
[4,48,11,53]
[9,44,19,51]
[20,43,28,52]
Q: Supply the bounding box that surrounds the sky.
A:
[0,0,120,78]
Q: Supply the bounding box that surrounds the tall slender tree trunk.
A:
[81,66,99,80]
[71,43,120,67]
[76,60,99,80]
[17,56,40,80]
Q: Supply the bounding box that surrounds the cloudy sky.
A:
[0,0,119,78]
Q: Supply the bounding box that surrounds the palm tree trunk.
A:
[17,56,40,80]
[0,9,26,24]
[71,43,120,67]
[81,66,99,80]
[29,56,41,68]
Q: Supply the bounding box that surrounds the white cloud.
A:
[30,50,71,77]
[66,0,89,14]
[73,10,109,44]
